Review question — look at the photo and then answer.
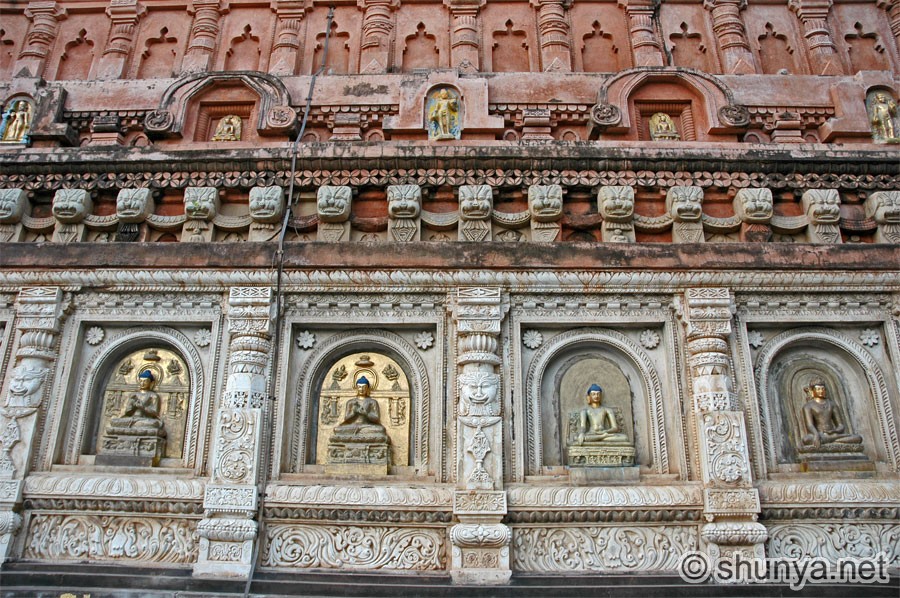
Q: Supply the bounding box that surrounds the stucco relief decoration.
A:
[261,524,444,570]
[458,185,493,242]
[193,329,212,347]
[25,515,197,564]
[865,191,900,244]
[747,331,764,349]
[522,330,543,349]
[52,189,92,243]
[0,99,34,144]
[85,326,105,345]
[427,87,462,141]
[512,526,698,572]
[639,330,660,349]
[766,523,900,565]
[296,331,316,349]
[216,409,259,484]
[317,185,352,242]
[718,104,751,128]
[703,413,750,484]
[0,188,27,242]
[414,332,433,350]
[590,103,621,127]
[859,329,880,347]
[143,110,174,134]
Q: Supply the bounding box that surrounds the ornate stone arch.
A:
[588,67,749,137]
[143,71,295,138]
[754,326,899,472]
[524,328,668,475]
[290,329,431,474]
[66,326,205,468]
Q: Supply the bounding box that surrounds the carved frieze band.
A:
[766,523,900,565]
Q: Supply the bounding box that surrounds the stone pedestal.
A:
[566,444,635,467]
[96,431,166,467]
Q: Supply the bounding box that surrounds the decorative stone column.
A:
[14,1,67,78]
[0,287,67,562]
[450,287,511,585]
[444,0,485,73]
[96,0,146,79]
[269,0,309,76]
[702,0,756,74]
[358,0,399,74]
[182,0,225,74]
[531,0,572,72]
[876,0,900,56]
[194,287,273,578]
[618,0,664,67]
[679,288,766,563]
[788,0,843,75]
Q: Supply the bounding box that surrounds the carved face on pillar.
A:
[598,186,635,221]
[249,187,285,223]
[317,186,352,223]
[802,190,840,224]
[0,189,26,223]
[458,371,500,416]
[5,364,47,408]
[666,188,703,222]
[184,188,219,220]
[52,190,92,223]
[865,191,900,224]
[387,185,421,218]
[116,189,153,223]
[528,186,563,222]
[459,186,492,221]
[734,189,773,223]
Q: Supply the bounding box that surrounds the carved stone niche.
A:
[757,333,887,474]
[89,347,191,467]
[308,351,413,476]
[540,351,645,482]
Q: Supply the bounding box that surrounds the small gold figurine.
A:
[211,114,242,142]
[1,100,33,144]
[428,88,460,140]
[649,112,680,141]
[868,93,898,143]
[799,378,862,449]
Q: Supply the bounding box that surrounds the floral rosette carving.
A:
[144,110,174,134]
[266,106,297,131]
[718,105,750,128]
[590,103,622,127]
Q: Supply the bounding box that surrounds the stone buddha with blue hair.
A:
[574,383,628,446]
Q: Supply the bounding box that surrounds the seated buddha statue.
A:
[573,384,629,446]
[800,378,862,449]
[330,376,389,443]
[108,370,166,435]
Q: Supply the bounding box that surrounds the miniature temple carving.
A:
[565,384,635,466]
[182,0,224,73]
[359,0,399,74]
[269,0,309,76]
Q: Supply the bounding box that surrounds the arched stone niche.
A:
[524,328,668,476]
[755,327,899,472]
[587,67,749,141]
[67,326,204,468]
[143,71,296,140]
[288,329,431,476]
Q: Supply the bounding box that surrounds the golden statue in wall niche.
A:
[316,352,410,475]
[649,112,680,141]
[799,378,863,449]
[566,384,635,467]
[868,92,898,143]
[95,347,189,467]
[427,88,461,141]
[212,114,242,141]
[0,100,33,144]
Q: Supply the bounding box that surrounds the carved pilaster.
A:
[617,0,664,67]
[703,0,756,74]
[358,0,399,74]
[97,0,147,79]
[269,0,310,76]
[876,0,900,56]
[788,0,844,75]
[0,287,67,562]
[531,0,572,72]
[14,1,67,78]
[182,0,225,74]
[195,287,272,578]
[450,287,510,584]
[679,288,766,562]
[444,0,485,73]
